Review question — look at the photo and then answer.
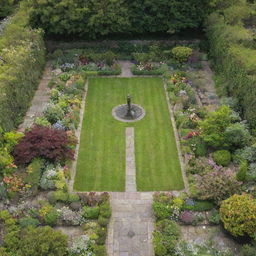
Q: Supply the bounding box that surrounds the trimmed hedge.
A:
[0,2,45,131]
[206,8,256,128]
[29,0,213,38]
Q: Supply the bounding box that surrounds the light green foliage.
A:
[34,117,51,127]
[199,106,232,148]
[213,150,231,167]
[25,158,45,191]
[236,160,248,182]
[153,220,181,256]
[2,132,23,151]
[208,210,220,225]
[0,149,13,174]
[0,131,22,176]
[94,245,107,256]
[82,206,100,219]
[171,46,193,63]
[206,2,256,128]
[17,226,68,256]
[220,194,256,238]
[39,204,59,226]
[241,244,256,256]
[43,104,64,124]
[68,193,80,203]
[49,190,69,204]
[0,2,45,131]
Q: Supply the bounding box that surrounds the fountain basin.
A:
[112,104,146,123]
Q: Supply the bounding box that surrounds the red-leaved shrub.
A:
[13,126,75,165]
[179,211,196,225]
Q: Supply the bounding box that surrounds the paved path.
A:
[125,128,136,192]
[107,127,154,256]
[107,192,154,256]
[18,62,52,131]
[118,61,134,78]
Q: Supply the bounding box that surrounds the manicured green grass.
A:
[74,77,184,191]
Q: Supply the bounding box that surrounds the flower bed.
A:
[152,192,233,256]
[131,63,169,75]
[161,70,256,254]
[52,50,121,76]
[0,192,111,255]
[0,56,111,255]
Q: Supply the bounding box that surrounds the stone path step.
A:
[107,128,155,256]
[118,61,134,78]
[107,192,154,256]
[125,128,136,192]
[18,61,52,131]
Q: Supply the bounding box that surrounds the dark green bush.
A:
[182,200,215,211]
[96,227,107,245]
[0,0,15,18]
[213,150,231,167]
[153,219,181,256]
[43,208,59,226]
[98,216,109,227]
[152,202,171,221]
[68,193,80,203]
[82,206,100,219]
[19,217,40,228]
[49,190,69,204]
[98,70,121,76]
[241,244,256,256]
[99,202,111,219]
[208,210,220,225]
[94,245,107,256]
[29,0,213,38]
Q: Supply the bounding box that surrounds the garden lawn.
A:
[74,77,184,191]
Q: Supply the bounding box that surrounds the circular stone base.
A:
[112,104,146,123]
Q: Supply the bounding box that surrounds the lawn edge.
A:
[69,79,89,192]
[163,79,189,192]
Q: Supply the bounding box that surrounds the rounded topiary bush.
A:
[213,150,231,166]
[171,46,193,63]
[220,194,256,238]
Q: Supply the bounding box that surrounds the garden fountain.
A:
[112,94,145,122]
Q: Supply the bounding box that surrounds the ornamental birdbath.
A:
[112,94,145,123]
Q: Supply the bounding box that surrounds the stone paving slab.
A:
[118,61,134,77]
[18,61,52,132]
[125,128,136,192]
[107,192,154,256]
